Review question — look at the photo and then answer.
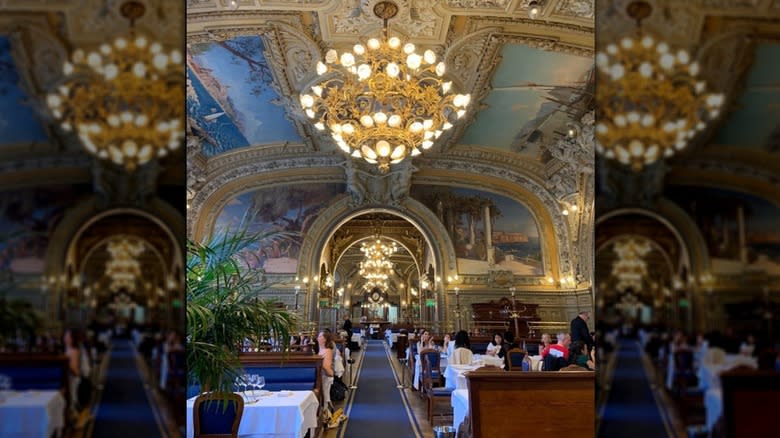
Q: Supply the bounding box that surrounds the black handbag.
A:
[77,376,93,407]
[330,376,348,401]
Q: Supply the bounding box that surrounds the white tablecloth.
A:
[705,388,722,431]
[413,353,448,390]
[0,390,66,438]
[444,364,481,390]
[472,354,504,368]
[187,390,319,438]
[698,355,758,390]
[351,333,362,343]
[452,389,469,434]
[530,355,543,371]
[386,333,398,347]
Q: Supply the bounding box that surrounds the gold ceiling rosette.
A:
[595,1,724,171]
[46,1,184,171]
[299,1,470,173]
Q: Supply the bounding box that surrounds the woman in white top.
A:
[486,332,507,368]
[317,331,335,415]
[417,330,435,352]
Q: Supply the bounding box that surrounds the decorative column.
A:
[737,205,747,264]
[483,203,495,266]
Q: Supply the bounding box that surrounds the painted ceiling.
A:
[713,43,780,150]
[459,43,593,156]
[0,36,48,146]
[187,36,301,156]
[186,0,596,163]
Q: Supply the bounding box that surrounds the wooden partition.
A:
[720,369,780,437]
[465,369,594,437]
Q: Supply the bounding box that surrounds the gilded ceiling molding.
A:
[667,160,780,207]
[323,0,446,43]
[435,146,546,179]
[0,156,93,189]
[60,0,182,46]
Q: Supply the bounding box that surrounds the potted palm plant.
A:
[186,225,297,397]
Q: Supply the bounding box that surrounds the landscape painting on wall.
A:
[668,186,780,275]
[411,185,543,275]
[214,184,346,274]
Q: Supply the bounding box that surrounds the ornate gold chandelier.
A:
[299,1,470,173]
[358,238,398,290]
[104,238,145,292]
[47,1,184,171]
[595,1,724,171]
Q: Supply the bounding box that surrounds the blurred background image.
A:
[0,1,185,437]
[594,0,780,437]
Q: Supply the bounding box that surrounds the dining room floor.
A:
[324,341,440,438]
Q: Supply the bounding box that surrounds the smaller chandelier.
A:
[299,1,470,173]
[47,1,184,171]
[595,1,724,171]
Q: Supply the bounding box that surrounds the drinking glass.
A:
[257,376,265,391]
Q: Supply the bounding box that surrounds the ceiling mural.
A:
[459,43,593,156]
[713,43,780,150]
[187,36,301,156]
[0,36,48,146]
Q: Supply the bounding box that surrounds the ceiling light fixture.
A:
[594,1,724,171]
[528,1,541,20]
[47,1,184,171]
[299,0,470,173]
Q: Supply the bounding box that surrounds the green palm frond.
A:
[186,222,299,395]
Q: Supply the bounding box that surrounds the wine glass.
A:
[256,375,265,392]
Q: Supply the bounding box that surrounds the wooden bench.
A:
[464,369,594,437]
[0,354,69,392]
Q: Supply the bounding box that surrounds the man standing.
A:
[571,310,594,352]
[342,314,353,333]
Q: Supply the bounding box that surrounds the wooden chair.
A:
[193,392,244,438]
[419,349,443,387]
[421,350,453,423]
[506,348,531,371]
[559,364,588,371]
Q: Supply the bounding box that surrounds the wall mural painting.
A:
[0,186,88,276]
[214,184,346,274]
[0,36,48,145]
[187,36,301,156]
[411,185,543,275]
[668,186,780,275]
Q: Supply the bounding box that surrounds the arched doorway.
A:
[312,211,445,332]
[61,210,183,331]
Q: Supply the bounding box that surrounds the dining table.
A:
[186,390,319,438]
[0,389,66,438]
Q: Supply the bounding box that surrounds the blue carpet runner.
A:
[341,340,419,438]
[93,339,162,437]
[599,340,670,438]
